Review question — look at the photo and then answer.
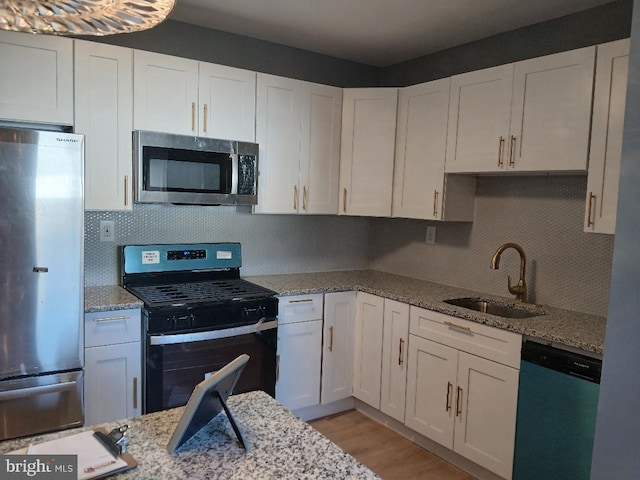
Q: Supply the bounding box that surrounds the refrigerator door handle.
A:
[0,381,76,401]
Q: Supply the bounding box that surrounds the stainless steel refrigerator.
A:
[0,126,84,440]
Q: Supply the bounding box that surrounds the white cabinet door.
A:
[84,341,141,425]
[510,46,595,172]
[198,63,256,142]
[455,352,519,480]
[0,31,73,125]
[75,41,133,211]
[340,88,398,217]
[321,291,356,404]
[254,73,302,214]
[393,79,475,221]
[352,292,384,408]
[300,82,342,214]
[380,299,409,422]
[276,320,322,410]
[405,334,457,448]
[393,79,449,219]
[585,39,629,234]
[133,50,198,135]
[445,64,513,173]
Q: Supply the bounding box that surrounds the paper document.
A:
[27,430,128,480]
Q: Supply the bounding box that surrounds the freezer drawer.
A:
[0,370,83,441]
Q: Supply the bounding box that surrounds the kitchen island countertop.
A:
[0,390,378,479]
[245,270,606,355]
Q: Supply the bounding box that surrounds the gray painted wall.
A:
[380,0,632,86]
[591,0,640,476]
[86,20,379,87]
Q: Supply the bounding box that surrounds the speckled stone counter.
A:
[85,285,143,313]
[0,391,378,479]
[245,270,606,355]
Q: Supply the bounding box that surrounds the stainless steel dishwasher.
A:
[513,340,602,480]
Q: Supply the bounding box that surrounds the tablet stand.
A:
[216,390,248,451]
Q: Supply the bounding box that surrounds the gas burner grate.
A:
[129,279,274,306]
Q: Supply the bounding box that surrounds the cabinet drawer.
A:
[85,309,141,347]
[278,294,324,324]
[409,306,521,368]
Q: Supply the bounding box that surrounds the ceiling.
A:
[169,0,617,67]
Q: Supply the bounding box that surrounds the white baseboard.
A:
[292,397,355,421]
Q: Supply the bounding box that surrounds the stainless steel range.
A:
[122,243,278,414]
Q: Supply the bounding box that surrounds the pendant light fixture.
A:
[0,0,176,36]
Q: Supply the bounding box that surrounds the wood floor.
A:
[309,410,476,480]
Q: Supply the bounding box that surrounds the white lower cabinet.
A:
[84,309,142,425]
[275,294,324,410]
[321,292,356,404]
[405,306,521,479]
[353,293,410,419]
[352,292,385,408]
[379,299,410,422]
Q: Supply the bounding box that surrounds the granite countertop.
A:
[0,391,378,480]
[245,270,606,355]
[85,285,143,313]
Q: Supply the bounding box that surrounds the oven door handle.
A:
[149,319,277,345]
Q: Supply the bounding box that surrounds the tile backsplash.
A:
[370,175,614,317]
[86,175,614,317]
[84,205,372,286]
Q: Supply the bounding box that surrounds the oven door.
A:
[145,321,277,413]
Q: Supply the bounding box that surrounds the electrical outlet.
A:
[100,220,115,242]
[426,226,436,245]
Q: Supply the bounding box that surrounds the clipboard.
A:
[88,428,137,479]
[14,427,137,480]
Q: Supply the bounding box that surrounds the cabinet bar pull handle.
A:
[497,136,505,166]
[288,298,314,304]
[343,188,347,213]
[433,190,439,217]
[124,175,128,206]
[456,386,463,417]
[398,338,404,366]
[92,315,129,323]
[133,377,138,410]
[444,320,472,333]
[191,102,196,131]
[329,326,334,352]
[276,355,280,382]
[446,381,452,412]
[587,192,596,227]
[293,185,298,210]
[203,104,208,133]
[508,135,516,166]
[303,185,307,211]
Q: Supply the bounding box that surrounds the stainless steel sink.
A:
[443,297,545,319]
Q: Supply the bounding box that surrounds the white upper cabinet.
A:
[445,64,514,173]
[133,50,256,141]
[585,39,630,234]
[75,41,133,211]
[510,46,595,172]
[446,46,595,173]
[133,50,198,135]
[255,74,342,215]
[393,79,475,221]
[340,88,398,217]
[300,82,342,214]
[255,74,302,214]
[0,31,73,125]
[198,62,256,141]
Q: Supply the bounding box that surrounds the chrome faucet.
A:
[490,243,528,303]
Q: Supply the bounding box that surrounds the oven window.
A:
[143,146,231,193]
[145,329,277,413]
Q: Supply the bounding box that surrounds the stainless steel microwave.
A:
[133,130,259,206]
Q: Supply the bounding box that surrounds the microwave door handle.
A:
[230,154,238,195]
